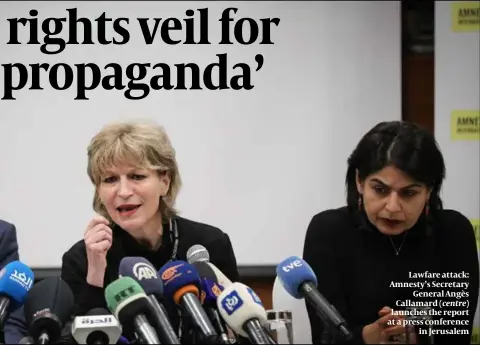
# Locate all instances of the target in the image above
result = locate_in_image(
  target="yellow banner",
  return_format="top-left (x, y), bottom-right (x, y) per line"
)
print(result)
top-left (472, 219), bottom-right (480, 249)
top-left (452, 2), bottom-right (480, 32)
top-left (451, 110), bottom-right (480, 141)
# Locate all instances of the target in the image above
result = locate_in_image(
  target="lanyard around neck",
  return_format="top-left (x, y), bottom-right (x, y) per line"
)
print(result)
top-left (168, 218), bottom-right (179, 261)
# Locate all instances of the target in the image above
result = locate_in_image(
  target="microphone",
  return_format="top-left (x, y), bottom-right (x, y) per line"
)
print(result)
top-left (18, 336), bottom-right (35, 344)
top-left (117, 336), bottom-right (130, 344)
top-left (186, 245), bottom-right (233, 288)
top-left (104, 277), bottom-right (160, 345)
top-left (192, 261), bottom-right (230, 344)
top-left (217, 282), bottom-right (271, 344)
top-left (186, 244), bottom-right (210, 263)
top-left (24, 277), bottom-right (74, 344)
top-left (159, 260), bottom-right (218, 344)
top-left (0, 260), bottom-right (34, 327)
top-left (71, 308), bottom-right (122, 344)
top-left (276, 256), bottom-right (352, 341)
top-left (119, 257), bottom-right (180, 344)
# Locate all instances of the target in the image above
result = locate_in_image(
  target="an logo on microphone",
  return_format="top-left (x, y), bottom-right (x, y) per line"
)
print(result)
top-left (220, 291), bottom-right (243, 316)
top-left (9, 270), bottom-right (33, 290)
top-left (282, 259), bottom-right (303, 273)
top-left (133, 262), bottom-right (157, 280)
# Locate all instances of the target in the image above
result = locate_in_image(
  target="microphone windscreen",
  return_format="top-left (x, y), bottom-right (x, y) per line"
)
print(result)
top-left (186, 244), bottom-right (210, 264)
top-left (200, 279), bottom-right (224, 306)
top-left (158, 260), bottom-right (201, 303)
top-left (85, 307), bottom-right (111, 316)
top-left (104, 277), bottom-right (149, 327)
top-left (24, 277), bottom-right (74, 338)
top-left (192, 261), bottom-right (216, 281)
top-left (216, 282), bottom-right (266, 337)
top-left (193, 262), bottom-right (223, 305)
top-left (206, 263), bottom-right (233, 288)
top-left (18, 336), bottom-right (35, 344)
top-left (24, 277), bottom-right (74, 325)
top-left (118, 335), bottom-right (130, 344)
top-left (276, 256), bottom-right (318, 299)
top-left (119, 257), bottom-right (164, 297)
top-left (0, 260), bottom-right (34, 307)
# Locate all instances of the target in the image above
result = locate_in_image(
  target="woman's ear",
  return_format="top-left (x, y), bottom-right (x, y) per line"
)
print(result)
top-left (355, 169), bottom-right (364, 195)
top-left (160, 172), bottom-right (171, 196)
top-left (426, 188), bottom-right (432, 202)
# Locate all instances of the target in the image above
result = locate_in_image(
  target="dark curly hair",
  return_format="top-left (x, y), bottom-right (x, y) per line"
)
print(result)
top-left (345, 121), bottom-right (446, 217)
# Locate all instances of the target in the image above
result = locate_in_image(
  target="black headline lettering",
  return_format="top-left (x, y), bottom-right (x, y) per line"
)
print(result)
top-left (2, 7), bottom-right (280, 100)
top-left (2, 54), bottom-right (265, 100)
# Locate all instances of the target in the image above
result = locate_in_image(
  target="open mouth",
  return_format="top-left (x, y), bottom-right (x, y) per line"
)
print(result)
top-left (381, 218), bottom-right (403, 227)
top-left (117, 204), bottom-right (141, 215)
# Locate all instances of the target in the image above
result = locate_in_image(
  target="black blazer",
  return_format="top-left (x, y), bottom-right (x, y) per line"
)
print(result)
top-left (0, 219), bottom-right (21, 344)
top-left (303, 206), bottom-right (479, 345)
top-left (3, 216), bottom-right (241, 344)
top-left (61, 215), bottom-right (240, 342)
top-left (0, 219), bottom-right (20, 269)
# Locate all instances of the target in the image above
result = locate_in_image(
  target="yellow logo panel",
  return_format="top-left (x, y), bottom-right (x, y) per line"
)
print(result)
top-left (472, 219), bottom-right (480, 250)
top-left (452, 2), bottom-right (480, 32)
top-left (451, 110), bottom-right (480, 141)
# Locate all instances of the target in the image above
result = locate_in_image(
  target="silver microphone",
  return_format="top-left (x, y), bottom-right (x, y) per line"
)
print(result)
top-left (186, 244), bottom-right (210, 264)
top-left (187, 244), bottom-right (232, 288)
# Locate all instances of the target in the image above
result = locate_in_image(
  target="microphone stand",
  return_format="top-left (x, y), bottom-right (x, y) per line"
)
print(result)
top-left (0, 298), bottom-right (10, 326)
top-left (320, 322), bottom-right (338, 344)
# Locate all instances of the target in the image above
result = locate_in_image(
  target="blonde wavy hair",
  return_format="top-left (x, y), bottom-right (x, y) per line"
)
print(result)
top-left (87, 120), bottom-right (182, 222)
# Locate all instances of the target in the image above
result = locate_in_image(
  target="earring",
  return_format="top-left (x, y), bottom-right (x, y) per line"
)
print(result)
top-left (425, 203), bottom-right (430, 216)
top-left (358, 195), bottom-right (362, 210)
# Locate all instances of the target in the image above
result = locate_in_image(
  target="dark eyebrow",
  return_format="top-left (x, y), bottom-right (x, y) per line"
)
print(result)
top-left (370, 178), bottom-right (422, 189)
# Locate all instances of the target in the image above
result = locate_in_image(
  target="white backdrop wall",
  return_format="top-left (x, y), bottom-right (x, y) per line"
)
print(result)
top-left (435, 1), bottom-right (480, 343)
top-left (0, 1), bottom-right (401, 268)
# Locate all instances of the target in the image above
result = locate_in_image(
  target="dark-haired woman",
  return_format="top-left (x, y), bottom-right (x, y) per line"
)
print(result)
top-left (303, 121), bottom-right (479, 344)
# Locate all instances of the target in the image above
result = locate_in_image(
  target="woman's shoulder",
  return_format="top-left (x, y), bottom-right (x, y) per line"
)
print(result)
top-left (174, 216), bottom-right (228, 243)
top-left (306, 206), bottom-right (358, 239)
top-left (435, 209), bottom-right (475, 239)
top-left (62, 239), bottom-right (87, 262)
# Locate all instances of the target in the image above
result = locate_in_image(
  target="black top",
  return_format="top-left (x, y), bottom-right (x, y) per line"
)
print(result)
top-left (60, 215), bottom-right (240, 342)
top-left (303, 206), bottom-right (479, 345)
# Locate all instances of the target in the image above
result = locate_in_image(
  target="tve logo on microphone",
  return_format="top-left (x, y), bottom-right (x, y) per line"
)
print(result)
top-left (282, 259), bottom-right (303, 273)
top-left (133, 262), bottom-right (157, 280)
top-left (220, 291), bottom-right (243, 316)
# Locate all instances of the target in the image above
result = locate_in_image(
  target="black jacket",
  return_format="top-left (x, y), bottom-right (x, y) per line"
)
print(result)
top-left (5, 216), bottom-right (241, 344)
top-left (62, 215), bottom-right (240, 343)
top-left (0, 219), bottom-right (20, 344)
top-left (303, 206), bottom-right (479, 345)
top-left (62, 216), bottom-right (239, 314)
